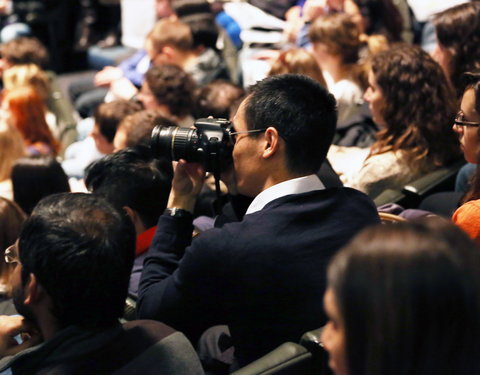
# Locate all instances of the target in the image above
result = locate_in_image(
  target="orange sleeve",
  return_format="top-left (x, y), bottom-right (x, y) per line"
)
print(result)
top-left (452, 200), bottom-right (480, 243)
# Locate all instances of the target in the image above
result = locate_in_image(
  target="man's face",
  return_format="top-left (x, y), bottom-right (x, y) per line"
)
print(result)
top-left (138, 81), bottom-right (159, 110)
top-left (11, 242), bottom-right (36, 324)
top-left (90, 124), bottom-right (114, 155)
top-left (231, 99), bottom-right (264, 197)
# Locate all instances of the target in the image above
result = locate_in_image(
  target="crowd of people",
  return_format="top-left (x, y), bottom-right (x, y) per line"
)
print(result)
top-left (0, 0), bottom-right (479, 374)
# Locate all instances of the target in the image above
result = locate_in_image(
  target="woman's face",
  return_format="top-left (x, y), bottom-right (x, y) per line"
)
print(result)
top-left (364, 70), bottom-right (386, 127)
top-left (431, 42), bottom-right (451, 80)
top-left (321, 288), bottom-right (348, 375)
top-left (453, 88), bottom-right (480, 164)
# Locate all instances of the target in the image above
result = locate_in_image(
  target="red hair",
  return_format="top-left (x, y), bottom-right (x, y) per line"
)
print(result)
top-left (3, 86), bottom-right (59, 155)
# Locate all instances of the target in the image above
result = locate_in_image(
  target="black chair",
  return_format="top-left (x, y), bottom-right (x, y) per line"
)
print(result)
top-left (299, 328), bottom-right (332, 375)
top-left (230, 342), bottom-right (313, 375)
top-left (401, 160), bottom-right (464, 207)
top-left (374, 160), bottom-right (464, 209)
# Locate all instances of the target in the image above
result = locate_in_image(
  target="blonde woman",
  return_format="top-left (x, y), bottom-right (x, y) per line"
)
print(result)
top-left (0, 121), bottom-right (26, 200)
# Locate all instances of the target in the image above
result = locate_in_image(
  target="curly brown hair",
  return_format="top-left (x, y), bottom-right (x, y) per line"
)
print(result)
top-left (370, 44), bottom-right (459, 170)
top-left (145, 64), bottom-right (195, 118)
top-left (433, 2), bottom-right (480, 99)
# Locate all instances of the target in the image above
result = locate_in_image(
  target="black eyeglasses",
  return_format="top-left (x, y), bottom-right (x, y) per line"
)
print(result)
top-left (454, 111), bottom-right (480, 127)
top-left (229, 128), bottom-right (267, 144)
top-left (4, 242), bottom-right (19, 265)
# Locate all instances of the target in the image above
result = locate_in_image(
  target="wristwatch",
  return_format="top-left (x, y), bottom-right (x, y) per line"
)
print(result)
top-left (164, 207), bottom-right (193, 219)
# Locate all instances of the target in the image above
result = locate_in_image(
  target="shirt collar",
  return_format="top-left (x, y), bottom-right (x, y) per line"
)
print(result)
top-left (246, 174), bottom-right (325, 215)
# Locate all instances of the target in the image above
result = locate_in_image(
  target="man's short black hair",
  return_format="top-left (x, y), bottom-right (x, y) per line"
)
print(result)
top-left (244, 74), bottom-right (337, 174)
top-left (19, 193), bottom-right (136, 329)
top-left (85, 146), bottom-right (173, 229)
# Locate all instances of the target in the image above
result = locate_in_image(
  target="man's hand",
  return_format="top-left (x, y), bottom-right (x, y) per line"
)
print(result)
top-left (94, 66), bottom-right (124, 87)
top-left (220, 164), bottom-right (238, 196)
top-left (167, 160), bottom-right (206, 213)
top-left (0, 316), bottom-right (42, 358)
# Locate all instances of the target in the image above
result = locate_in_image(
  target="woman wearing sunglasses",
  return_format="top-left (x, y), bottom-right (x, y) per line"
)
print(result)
top-left (452, 70), bottom-right (480, 242)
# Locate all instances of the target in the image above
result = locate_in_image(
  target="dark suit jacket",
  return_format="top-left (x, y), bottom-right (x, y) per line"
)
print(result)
top-left (137, 187), bottom-right (379, 365)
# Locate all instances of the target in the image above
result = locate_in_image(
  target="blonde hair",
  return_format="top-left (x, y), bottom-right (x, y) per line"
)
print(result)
top-left (0, 121), bottom-right (26, 181)
top-left (268, 48), bottom-right (327, 87)
top-left (3, 63), bottom-right (50, 101)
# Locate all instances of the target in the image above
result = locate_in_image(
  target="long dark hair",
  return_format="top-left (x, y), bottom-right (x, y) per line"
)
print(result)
top-left (12, 156), bottom-right (70, 215)
top-left (433, 2), bottom-right (480, 99)
top-left (369, 44), bottom-right (459, 170)
top-left (327, 221), bottom-right (480, 375)
top-left (460, 70), bottom-right (480, 204)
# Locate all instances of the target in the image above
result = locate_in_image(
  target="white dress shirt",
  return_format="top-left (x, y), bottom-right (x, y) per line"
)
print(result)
top-left (246, 174), bottom-right (325, 215)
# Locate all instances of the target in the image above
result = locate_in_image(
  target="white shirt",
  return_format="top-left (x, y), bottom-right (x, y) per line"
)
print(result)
top-left (246, 174), bottom-right (325, 215)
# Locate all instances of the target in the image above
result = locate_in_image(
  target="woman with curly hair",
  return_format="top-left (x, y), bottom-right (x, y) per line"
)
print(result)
top-left (433, 2), bottom-right (480, 100)
top-left (2, 86), bottom-right (60, 156)
top-left (328, 44), bottom-right (460, 198)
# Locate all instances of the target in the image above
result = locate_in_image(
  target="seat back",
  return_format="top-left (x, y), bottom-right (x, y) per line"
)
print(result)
top-left (47, 71), bottom-right (78, 156)
top-left (299, 328), bottom-right (332, 375)
top-left (231, 342), bottom-right (312, 375)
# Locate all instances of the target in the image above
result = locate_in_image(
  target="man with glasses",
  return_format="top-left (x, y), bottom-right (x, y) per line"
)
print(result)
top-left (138, 74), bottom-right (380, 369)
top-left (0, 193), bottom-right (203, 374)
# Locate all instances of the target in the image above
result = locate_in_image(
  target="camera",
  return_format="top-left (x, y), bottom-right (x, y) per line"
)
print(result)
top-left (151, 118), bottom-right (233, 174)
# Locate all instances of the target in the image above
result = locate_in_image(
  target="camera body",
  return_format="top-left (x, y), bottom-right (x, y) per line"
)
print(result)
top-left (151, 117), bottom-right (233, 174)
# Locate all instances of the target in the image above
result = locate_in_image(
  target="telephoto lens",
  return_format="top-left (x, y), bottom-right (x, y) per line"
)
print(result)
top-left (151, 118), bottom-right (233, 173)
top-left (151, 126), bottom-right (201, 162)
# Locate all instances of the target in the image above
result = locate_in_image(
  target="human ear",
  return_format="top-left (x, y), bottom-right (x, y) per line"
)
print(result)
top-left (262, 127), bottom-right (280, 159)
top-left (24, 273), bottom-right (44, 305)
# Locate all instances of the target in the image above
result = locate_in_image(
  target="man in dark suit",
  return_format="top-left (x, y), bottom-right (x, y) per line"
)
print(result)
top-left (137, 74), bottom-right (380, 367)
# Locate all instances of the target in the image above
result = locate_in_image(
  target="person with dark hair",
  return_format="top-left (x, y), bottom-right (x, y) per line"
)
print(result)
top-left (11, 156), bottom-right (70, 215)
top-left (114, 109), bottom-right (177, 151)
top-left (322, 220), bottom-right (480, 375)
top-left (193, 79), bottom-right (244, 119)
top-left (137, 64), bottom-right (195, 127)
top-left (62, 99), bottom-right (142, 179)
top-left (433, 2), bottom-right (480, 100)
top-left (85, 146), bottom-right (173, 296)
top-left (0, 197), bottom-right (25, 300)
top-left (137, 74), bottom-right (379, 368)
top-left (0, 36), bottom-right (49, 74)
top-left (452, 70), bottom-right (480, 243)
top-left (329, 44), bottom-right (460, 198)
top-left (0, 193), bottom-right (203, 373)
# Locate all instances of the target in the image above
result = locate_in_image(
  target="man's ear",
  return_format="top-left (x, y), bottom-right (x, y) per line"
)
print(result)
top-left (123, 206), bottom-right (137, 223)
top-left (262, 127), bottom-right (280, 159)
top-left (24, 273), bottom-right (45, 305)
top-left (161, 45), bottom-right (175, 61)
